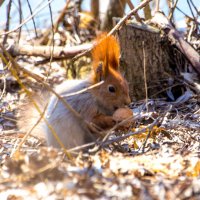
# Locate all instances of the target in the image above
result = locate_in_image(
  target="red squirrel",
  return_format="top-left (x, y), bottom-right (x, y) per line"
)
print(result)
top-left (18, 35), bottom-right (131, 148)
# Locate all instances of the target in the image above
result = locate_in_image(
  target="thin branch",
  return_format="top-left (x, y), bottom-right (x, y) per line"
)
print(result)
top-left (0, 48), bottom-right (73, 160)
top-left (187, 0), bottom-right (196, 21)
top-left (38, 0), bottom-right (71, 44)
top-left (54, 0), bottom-right (71, 32)
top-left (126, 0), bottom-right (143, 22)
top-left (103, 115), bottom-right (160, 146)
top-left (3, 0), bottom-right (12, 45)
top-left (68, 116), bottom-right (160, 153)
top-left (0, 0), bottom-right (55, 36)
top-left (46, 81), bottom-right (104, 118)
top-left (141, 129), bottom-right (151, 152)
top-left (46, 0), bottom-right (55, 80)
top-left (70, 104), bottom-right (174, 153)
top-left (108, 0), bottom-right (152, 36)
top-left (0, 0), bottom-right (6, 6)
top-left (26, 0), bottom-right (38, 38)
top-left (176, 6), bottom-right (200, 26)
top-left (142, 41), bottom-right (148, 112)
top-left (187, 0), bottom-right (200, 33)
top-left (0, 71), bottom-right (6, 100)
top-left (189, 0), bottom-right (200, 16)
top-left (72, 0), bottom-right (152, 62)
top-left (0, 44), bottom-right (102, 152)
top-left (168, 0), bottom-right (179, 21)
top-left (17, 0), bottom-right (22, 43)
top-left (155, 0), bottom-right (160, 12)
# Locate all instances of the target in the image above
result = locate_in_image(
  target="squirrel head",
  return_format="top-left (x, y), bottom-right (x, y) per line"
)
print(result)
top-left (91, 34), bottom-right (131, 115)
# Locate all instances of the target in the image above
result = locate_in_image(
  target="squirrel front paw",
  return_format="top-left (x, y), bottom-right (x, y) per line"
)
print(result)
top-left (91, 114), bottom-right (116, 130)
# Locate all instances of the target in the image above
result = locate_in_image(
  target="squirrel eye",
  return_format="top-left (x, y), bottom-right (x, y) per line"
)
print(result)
top-left (108, 85), bottom-right (116, 93)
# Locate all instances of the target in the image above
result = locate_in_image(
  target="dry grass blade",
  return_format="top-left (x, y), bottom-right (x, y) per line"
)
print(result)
top-left (0, 44), bottom-right (73, 160)
top-left (1, 0), bottom-right (200, 199)
top-left (0, 43), bottom-right (104, 158)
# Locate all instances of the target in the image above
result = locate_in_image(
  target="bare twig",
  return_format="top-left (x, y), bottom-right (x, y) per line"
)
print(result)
top-left (72, 0), bottom-right (152, 62)
top-left (187, 0), bottom-right (196, 21)
top-left (168, 0), bottom-right (179, 21)
top-left (126, 0), bottom-right (143, 22)
top-left (0, 46), bottom-right (73, 159)
top-left (46, 0), bottom-right (55, 80)
top-left (55, 0), bottom-right (71, 32)
top-left (143, 0), bottom-right (152, 20)
top-left (68, 141), bottom-right (96, 152)
top-left (108, 0), bottom-right (152, 36)
top-left (26, 0), bottom-right (38, 38)
top-left (0, 0), bottom-right (6, 6)
top-left (38, 0), bottom-right (71, 45)
top-left (68, 114), bottom-right (139, 153)
top-left (17, 0), bottom-right (22, 43)
top-left (154, 0), bottom-right (160, 12)
top-left (103, 117), bottom-right (160, 147)
top-left (176, 6), bottom-right (200, 26)
top-left (190, 0), bottom-right (200, 15)
top-left (47, 81), bottom-right (104, 118)
top-left (62, 81), bottom-right (104, 98)
top-left (0, 44), bottom-right (102, 155)
top-left (3, 0), bottom-right (12, 45)
top-left (141, 129), bottom-right (151, 152)
top-left (0, 0), bottom-right (55, 36)
top-left (0, 72), bottom-right (6, 100)
top-left (103, 104), bottom-right (173, 147)
top-left (69, 103), bottom-right (173, 152)
top-left (187, 0), bottom-right (200, 33)
top-left (142, 41), bottom-right (148, 112)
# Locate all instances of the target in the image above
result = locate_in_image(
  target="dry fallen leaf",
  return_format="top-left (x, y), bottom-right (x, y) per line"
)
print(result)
top-left (186, 159), bottom-right (200, 177)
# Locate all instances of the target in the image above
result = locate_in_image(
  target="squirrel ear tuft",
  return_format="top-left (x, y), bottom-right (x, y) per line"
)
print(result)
top-left (106, 36), bottom-right (120, 71)
top-left (92, 34), bottom-right (120, 79)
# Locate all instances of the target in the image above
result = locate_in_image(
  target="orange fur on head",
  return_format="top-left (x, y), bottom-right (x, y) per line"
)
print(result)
top-left (92, 34), bottom-right (120, 82)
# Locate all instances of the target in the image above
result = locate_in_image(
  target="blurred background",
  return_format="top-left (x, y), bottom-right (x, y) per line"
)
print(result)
top-left (1, 0), bottom-right (200, 32)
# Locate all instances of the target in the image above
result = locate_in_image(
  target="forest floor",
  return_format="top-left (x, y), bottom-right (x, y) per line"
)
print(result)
top-left (1, 58), bottom-right (200, 200)
top-left (1, 26), bottom-right (200, 200)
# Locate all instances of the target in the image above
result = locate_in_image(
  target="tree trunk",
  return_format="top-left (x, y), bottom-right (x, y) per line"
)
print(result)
top-left (101, 0), bottom-right (126, 31)
top-left (91, 0), bottom-right (99, 20)
top-left (91, 0), bottom-right (100, 29)
top-left (117, 22), bottom-right (175, 100)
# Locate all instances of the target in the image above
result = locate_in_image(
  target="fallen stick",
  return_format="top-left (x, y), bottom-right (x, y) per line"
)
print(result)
top-left (7, 43), bottom-right (93, 59)
top-left (151, 11), bottom-right (200, 75)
